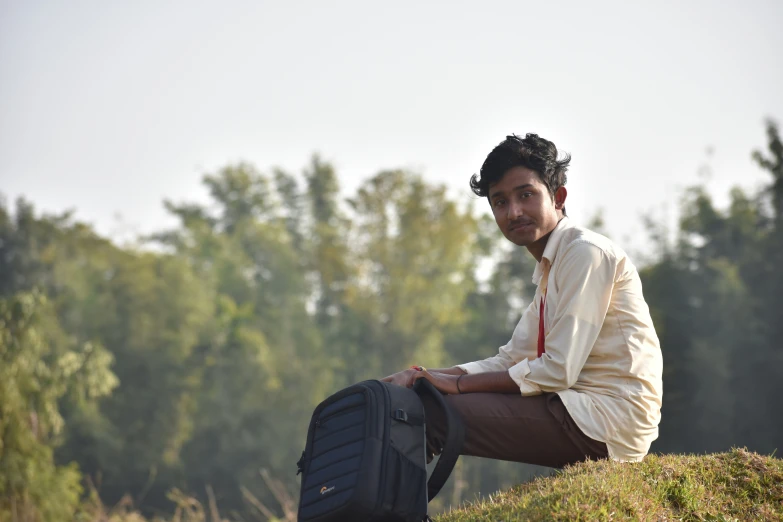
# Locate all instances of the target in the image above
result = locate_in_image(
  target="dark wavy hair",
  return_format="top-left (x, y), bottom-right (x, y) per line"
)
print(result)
top-left (470, 133), bottom-right (570, 213)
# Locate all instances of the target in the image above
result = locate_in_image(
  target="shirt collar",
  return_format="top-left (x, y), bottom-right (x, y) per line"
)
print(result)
top-left (532, 216), bottom-right (571, 286)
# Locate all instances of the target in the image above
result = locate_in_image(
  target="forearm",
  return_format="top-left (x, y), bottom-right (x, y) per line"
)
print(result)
top-left (426, 366), bottom-right (467, 376)
top-left (458, 370), bottom-right (520, 394)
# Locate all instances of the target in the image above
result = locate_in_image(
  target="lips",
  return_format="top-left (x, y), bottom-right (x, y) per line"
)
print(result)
top-left (509, 222), bottom-right (534, 232)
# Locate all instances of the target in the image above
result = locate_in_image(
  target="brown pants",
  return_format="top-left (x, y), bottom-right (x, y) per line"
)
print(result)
top-left (422, 392), bottom-right (608, 469)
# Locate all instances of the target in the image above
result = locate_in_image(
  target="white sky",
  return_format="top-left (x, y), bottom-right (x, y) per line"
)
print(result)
top-left (1, 0), bottom-right (782, 258)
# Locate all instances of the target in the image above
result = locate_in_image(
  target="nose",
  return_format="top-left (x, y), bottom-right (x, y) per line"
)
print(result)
top-left (507, 198), bottom-right (525, 221)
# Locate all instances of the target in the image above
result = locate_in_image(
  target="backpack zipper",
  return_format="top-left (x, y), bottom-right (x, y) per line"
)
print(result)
top-left (373, 381), bottom-right (391, 516)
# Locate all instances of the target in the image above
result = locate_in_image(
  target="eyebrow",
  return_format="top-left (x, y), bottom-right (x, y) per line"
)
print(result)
top-left (490, 183), bottom-right (534, 201)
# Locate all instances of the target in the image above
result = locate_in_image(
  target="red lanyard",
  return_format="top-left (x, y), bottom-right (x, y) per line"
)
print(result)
top-left (537, 294), bottom-right (546, 358)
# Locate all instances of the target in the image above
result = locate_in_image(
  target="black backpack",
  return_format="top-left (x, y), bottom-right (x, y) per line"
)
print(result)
top-left (296, 379), bottom-right (465, 522)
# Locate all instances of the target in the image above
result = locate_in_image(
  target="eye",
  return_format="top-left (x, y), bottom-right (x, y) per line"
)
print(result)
top-left (493, 199), bottom-right (506, 208)
top-left (521, 192), bottom-right (533, 199)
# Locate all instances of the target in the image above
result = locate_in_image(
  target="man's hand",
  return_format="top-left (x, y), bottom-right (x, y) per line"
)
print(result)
top-left (381, 368), bottom-right (461, 394)
top-left (380, 368), bottom-right (419, 388)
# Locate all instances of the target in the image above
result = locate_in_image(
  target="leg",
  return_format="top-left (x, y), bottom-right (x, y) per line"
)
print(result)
top-left (422, 391), bottom-right (608, 469)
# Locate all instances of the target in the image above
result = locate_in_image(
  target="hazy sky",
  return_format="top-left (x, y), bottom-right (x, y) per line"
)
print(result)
top-left (2, 0), bottom-right (782, 256)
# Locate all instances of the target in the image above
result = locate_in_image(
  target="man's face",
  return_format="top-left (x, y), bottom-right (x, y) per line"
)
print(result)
top-left (488, 166), bottom-right (564, 249)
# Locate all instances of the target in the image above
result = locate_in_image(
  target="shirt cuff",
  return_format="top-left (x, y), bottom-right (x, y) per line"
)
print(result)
top-left (508, 358), bottom-right (542, 395)
top-left (456, 361), bottom-right (489, 375)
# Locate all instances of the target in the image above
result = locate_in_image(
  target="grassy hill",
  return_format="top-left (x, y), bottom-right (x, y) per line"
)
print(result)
top-left (435, 448), bottom-right (782, 521)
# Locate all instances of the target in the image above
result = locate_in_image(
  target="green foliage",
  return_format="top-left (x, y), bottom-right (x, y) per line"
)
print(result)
top-left (0, 291), bottom-right (116, 521)
top-left (347, 170), bottom-right (482, 373)
top-left (645, 119), bottom-right (783, 455)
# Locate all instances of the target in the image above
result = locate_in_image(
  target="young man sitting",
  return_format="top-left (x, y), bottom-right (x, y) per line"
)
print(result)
top-left (382, 133), bottom-right (663, 466)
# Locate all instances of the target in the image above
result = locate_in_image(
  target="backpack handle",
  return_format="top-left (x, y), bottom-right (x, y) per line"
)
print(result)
top-left (413, 378), bottom-right (466, 502)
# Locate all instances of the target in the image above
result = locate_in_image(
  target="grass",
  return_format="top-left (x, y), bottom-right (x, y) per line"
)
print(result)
top-left (435, 448), bottom-right (783, 521)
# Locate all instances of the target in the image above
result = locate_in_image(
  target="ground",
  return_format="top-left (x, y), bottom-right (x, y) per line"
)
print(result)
top-left (435, 448), bottom-right (783, 521)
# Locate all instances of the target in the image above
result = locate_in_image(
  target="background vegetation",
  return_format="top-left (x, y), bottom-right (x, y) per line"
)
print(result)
top-left (0, 120), bottom-right (780, 521)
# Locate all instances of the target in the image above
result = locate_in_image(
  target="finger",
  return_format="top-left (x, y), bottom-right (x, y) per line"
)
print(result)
top-left (406, 371), bottom-right (422, 388)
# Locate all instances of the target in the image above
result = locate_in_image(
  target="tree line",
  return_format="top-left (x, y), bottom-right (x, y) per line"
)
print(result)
top-left (0, 121), bottom-right (780, 521)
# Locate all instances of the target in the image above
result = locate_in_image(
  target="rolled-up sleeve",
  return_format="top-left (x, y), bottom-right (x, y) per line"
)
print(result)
top-left (508, 241), bottom-right (615, 395)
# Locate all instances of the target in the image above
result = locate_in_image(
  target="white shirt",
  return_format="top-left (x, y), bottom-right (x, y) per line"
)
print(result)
top-left (458, 217), bottom-right (663, 462)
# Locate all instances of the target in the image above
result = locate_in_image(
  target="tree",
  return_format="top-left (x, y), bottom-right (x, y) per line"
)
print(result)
top-left (346, 170), bottom-right (482, 375)
top-left (0, 291), bottom-right (117, 521)
top-left (158, 163), bottom-right (326, 515)
top-left (646, 119), bottom-right (783, 455)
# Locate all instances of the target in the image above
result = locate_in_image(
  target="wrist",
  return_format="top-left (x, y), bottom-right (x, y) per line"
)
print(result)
top-left (456, 373), bottom-right (464, 394)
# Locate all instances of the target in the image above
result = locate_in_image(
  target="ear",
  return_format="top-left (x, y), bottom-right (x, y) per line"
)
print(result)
top-left (554, 186), bottom-right (567, 211)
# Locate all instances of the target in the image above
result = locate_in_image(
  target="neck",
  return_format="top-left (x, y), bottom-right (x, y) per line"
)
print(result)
top-left (527, 214), bottom-right (564, 263)
top-left (526, 232), bottom-right (550, 263)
